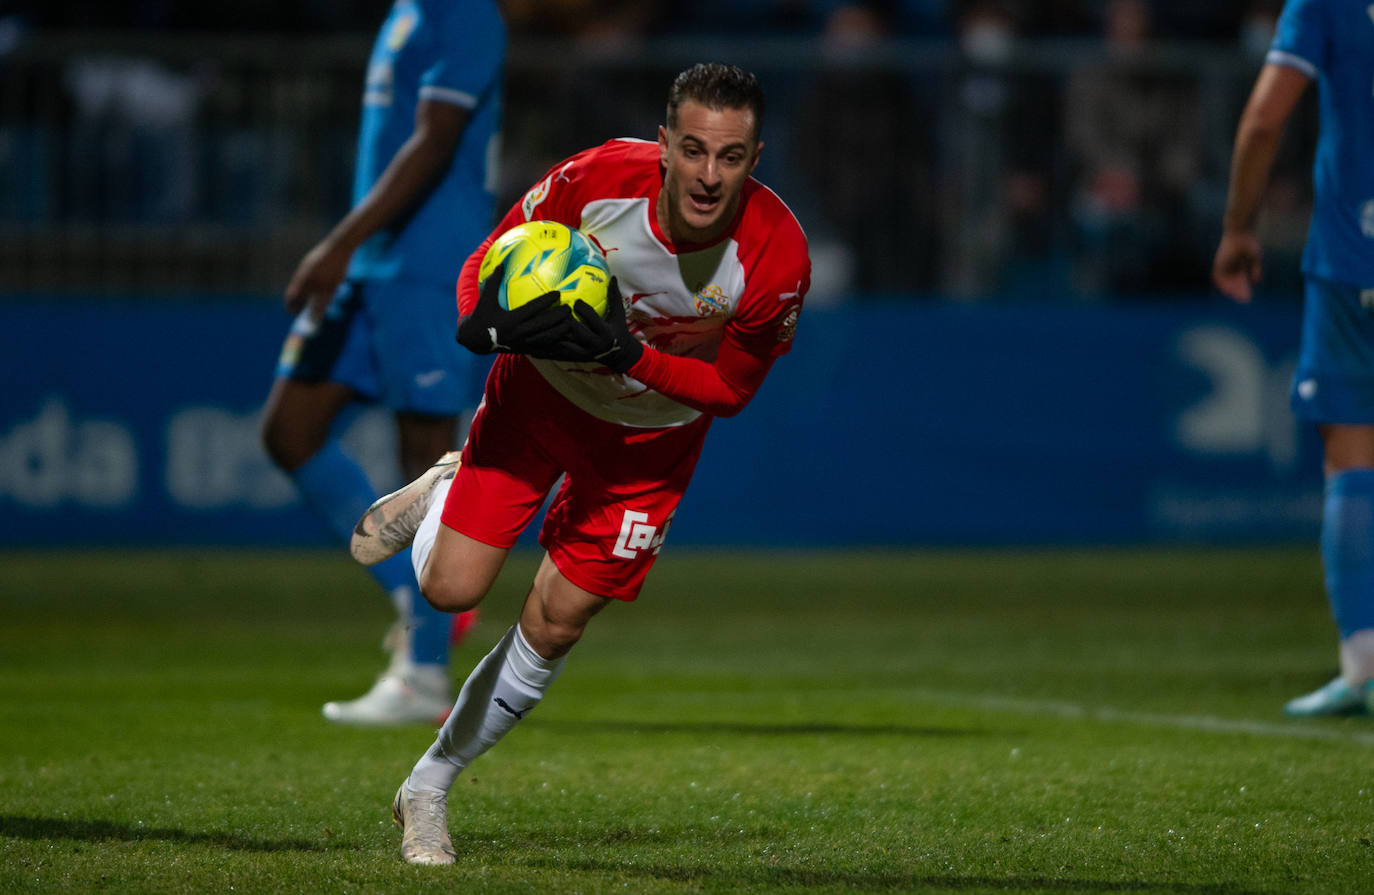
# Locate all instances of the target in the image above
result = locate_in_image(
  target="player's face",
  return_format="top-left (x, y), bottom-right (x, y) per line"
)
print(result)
top-left (657, 100), bottom-right (762, 244)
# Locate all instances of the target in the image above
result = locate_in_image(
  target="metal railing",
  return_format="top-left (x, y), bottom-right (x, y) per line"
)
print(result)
top-left (0, 32), bottom-right (1307, 300)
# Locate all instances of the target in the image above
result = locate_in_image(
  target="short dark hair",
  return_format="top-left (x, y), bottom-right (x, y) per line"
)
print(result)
top-left (665, 63), bottom-right (765, 143)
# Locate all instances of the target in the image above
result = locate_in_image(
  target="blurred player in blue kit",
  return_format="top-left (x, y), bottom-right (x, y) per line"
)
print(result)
top-left (1212, 0), bottom-right (1374, 716)
top-left (260, 0), bottom-right (503, 725)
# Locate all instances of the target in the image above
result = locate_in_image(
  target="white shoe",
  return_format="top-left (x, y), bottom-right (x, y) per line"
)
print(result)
top-left (351, 451), bottom-right (461, 566)
top-left (1282, 676), bottom-right (1370, 717)
top-left (393, 783), bottom-right (456, 865)
top-left (322, 665), bottom-right (453, 726)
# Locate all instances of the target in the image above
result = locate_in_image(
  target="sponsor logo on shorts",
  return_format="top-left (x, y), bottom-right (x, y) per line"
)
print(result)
top-left (613, 509), bottom-right (674, 559)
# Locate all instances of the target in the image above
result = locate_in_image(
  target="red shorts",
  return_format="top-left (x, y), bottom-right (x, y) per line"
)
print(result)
top-left (440, 354), bottom-right (712, 601)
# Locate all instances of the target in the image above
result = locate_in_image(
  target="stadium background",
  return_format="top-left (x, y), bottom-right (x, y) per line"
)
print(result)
top-left (0, 0), bottom-right (1324, 549)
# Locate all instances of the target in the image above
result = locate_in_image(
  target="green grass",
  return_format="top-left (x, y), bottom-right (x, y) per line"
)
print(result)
top-left (2, 547), bottom-right (1372, 893)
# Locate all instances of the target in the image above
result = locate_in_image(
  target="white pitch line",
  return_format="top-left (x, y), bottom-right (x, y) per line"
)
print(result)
top-left (898, 688), bottom-right (1374, 746)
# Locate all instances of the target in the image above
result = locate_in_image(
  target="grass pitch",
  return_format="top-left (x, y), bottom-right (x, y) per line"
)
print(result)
top-left (1, 547), bottom-right (1372, 894)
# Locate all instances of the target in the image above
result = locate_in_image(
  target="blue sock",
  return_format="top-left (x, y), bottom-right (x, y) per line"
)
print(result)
top-left (290, 440), bottom-right (450, 667)
top-left (1320, 468), bottom-right (1374, 638)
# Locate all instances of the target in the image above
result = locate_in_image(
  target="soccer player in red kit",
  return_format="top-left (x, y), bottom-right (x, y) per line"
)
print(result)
top-left (349, 63), bottom-right (810, 865)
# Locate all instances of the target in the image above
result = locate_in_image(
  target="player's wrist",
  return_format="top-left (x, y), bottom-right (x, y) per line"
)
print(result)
top-left (604, 338), bottom-right (644, 374)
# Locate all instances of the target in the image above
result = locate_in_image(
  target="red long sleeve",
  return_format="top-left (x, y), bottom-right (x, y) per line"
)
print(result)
top-left (624, 332), bottom-right (774, 418)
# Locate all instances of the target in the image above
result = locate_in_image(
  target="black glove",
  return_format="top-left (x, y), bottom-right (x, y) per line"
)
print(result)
top-left (456, 261), bottom-right (578, 357)
top-left (566, 277), bottom-right (644, 373)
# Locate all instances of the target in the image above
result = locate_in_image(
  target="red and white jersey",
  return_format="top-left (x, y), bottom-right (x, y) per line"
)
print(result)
top-left (459, 138), bottom-right (811, 428)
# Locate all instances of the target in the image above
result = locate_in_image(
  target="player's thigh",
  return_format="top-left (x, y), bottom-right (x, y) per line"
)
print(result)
top-left (1320, 424), bottom-right (1374, 475)
top-left (439, 357), bottom-right (566, 548)
top-left (419, 524), bottom-right (509, 613)
top-left (519, 553), bottom-right (613, 660)
top-left (540, 417), bottom-right (710, 602)
top-left (260, 377), bottom-right (355, 470)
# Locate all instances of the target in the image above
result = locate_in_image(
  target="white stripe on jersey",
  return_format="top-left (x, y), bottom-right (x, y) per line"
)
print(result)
top-left (1265, 49), bottom-right (1318, 79)
top-left (419, 84), bottom-right (479, 109)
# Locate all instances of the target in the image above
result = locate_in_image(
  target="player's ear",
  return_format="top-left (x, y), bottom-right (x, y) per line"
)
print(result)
top-left (749, 140), bottom-right (764, 175)
top-left (657, 125), bottom-right (669, 164)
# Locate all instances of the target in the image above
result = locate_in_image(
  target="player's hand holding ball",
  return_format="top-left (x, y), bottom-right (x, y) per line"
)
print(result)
top-left (459, 220), bottom-right (615, 358)
top-left (570, 277), bottom-right (643, 373)
top-left (456, 259), bottom-right (576, 357)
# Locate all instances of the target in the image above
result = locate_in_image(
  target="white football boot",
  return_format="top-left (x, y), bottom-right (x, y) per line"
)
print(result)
top-left (350, 451), bottom-right (461, 566)
top-left (1282, 676), bottom-right (1370, 717)
top-left (322, 660), bottom-right (452, 726)
top-left (393, 783), bottom-right (456, 865)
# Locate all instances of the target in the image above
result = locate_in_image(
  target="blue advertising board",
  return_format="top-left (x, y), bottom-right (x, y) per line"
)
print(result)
top-left (0, 297), bottom-right (1322, 548)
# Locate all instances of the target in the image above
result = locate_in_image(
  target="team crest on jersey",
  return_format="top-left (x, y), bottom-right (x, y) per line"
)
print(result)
top-left (693, 284), bottom-right (729, 317)
top-left (386, 7), bottom-right (419, 50)
top-left (522, 175), bottom-right (551, 219)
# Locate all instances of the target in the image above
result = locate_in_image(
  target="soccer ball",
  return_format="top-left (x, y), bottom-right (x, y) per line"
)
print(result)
top-left (478, 220), bottom-right (611, 317)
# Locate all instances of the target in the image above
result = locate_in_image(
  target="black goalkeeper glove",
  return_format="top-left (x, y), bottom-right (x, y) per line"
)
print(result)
top-left (567, 277), bottom-right (644, 373)
top-left (456, 261), bottom-right (578, 357)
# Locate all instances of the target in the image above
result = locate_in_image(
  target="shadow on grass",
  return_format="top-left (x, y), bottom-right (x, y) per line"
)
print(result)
top-left (552, 859), bottom-right (1257, 894)
top-left (0, 815), bottom-right (332, 853)
top-left (543, 719), bottom-right (990, 738)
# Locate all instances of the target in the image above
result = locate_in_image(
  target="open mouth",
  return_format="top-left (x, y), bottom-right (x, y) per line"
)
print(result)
top-left (688, 191), bottom-right (720, 214)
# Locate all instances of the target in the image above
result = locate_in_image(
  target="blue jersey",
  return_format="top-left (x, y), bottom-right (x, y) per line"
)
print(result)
top-left (1269, 0), bottom-right (1374, 285)
top-left (348, 0), bottom-right (505, 286)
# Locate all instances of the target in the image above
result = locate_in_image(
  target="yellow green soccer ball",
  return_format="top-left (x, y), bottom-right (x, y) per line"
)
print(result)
top-left (478, 220), bottom-right (611, 317)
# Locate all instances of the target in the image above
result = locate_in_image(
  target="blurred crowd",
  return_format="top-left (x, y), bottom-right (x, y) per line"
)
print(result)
top-left (3, 0), bottom-right (1269, 41)
top-left (1, 0), bottom-right (1313, 301)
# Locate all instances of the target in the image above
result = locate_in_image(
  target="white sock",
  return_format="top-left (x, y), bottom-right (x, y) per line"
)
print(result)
top-left (1339, 629), bottom-right (1374, 686)
top-left (410, 475), bottom-right (453, 581)
top-left (405, 624), bottom-right (565, 794)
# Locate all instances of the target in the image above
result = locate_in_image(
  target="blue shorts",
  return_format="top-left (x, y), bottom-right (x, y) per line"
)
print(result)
top-left (275, 277), bottom-right (486, 416)
top-left (1292, 276), bottom-right (1374, 424)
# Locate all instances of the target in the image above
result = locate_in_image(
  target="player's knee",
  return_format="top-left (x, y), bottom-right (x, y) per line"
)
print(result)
top-left (418, 564), bottom-right (486, 614)
top-left (529, 616), bottom-right (585, 657)
top-left (260, 416), bottom-right (312, 472)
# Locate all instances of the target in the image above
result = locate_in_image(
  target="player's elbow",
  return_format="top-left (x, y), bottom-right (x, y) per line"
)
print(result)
top-left (703, 392), bottom-right (753, 418)
top-left (1237, 104), bottom-right (1289, 145)
top-left (700, 372), bottom-right (761, 418)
